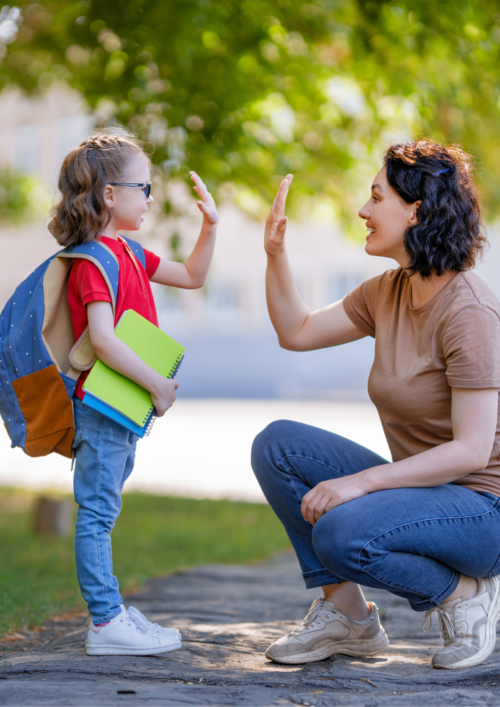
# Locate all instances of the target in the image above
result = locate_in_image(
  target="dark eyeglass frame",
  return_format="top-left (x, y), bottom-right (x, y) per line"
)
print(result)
top-left (108, 182), bottom-right (152, 198)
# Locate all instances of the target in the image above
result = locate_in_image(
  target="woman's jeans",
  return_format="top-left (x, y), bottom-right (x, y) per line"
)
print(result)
top-left (251, 420), bottom-right (500, 612)
top-left (72, 398), bottom-right (138, 624)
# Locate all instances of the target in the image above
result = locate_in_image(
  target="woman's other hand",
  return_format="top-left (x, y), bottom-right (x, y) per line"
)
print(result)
top-left (265, 174), bottom-right (293, 256)
top-left (301, 474), bottom-right (370, 525)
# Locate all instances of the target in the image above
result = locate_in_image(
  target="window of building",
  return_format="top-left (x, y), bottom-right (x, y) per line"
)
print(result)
top-left (56, 115), bottom-right (94, 165)
top-left (16, 123), bottom-right (39, 174)
top-left (326, 274), bottom-right (363, 303)
top-left (206, 281), bottom-right (240, 312)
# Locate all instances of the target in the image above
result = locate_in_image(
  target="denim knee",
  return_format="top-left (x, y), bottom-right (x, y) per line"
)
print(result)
top-left (76, 503), bottom-right (117, 535)
top-left (251, 419), bottom-right (298, 479)
top-left (311, 508), bottom-right (358, 582)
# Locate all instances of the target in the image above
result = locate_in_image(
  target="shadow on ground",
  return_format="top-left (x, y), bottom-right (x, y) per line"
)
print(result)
top-left (1, 552), bottom-right (500, 706)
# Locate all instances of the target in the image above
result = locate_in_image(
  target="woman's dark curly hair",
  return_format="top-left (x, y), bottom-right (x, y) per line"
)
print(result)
top-left (384, 140), bottom-right (486, 278)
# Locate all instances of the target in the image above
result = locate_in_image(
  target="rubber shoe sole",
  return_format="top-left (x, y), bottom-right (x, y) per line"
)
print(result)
top-left (86, 639), bottom-right (182, 656)
top-left (433, 577), bottom-right (500, 670)
top-left (265, 628), bottom-right (389, 665)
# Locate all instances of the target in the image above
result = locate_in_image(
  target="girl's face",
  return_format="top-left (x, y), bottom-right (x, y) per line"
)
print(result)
top-left (104, 152), bottom-right (153, 232)
top-left (358, 166), bottom-right (420, 265)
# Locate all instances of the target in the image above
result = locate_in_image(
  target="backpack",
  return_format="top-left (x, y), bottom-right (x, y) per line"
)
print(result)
top-left (0, 236), bottom-right (146, 459)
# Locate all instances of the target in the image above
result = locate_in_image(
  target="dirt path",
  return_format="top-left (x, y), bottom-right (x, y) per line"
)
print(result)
top-left (1, 552), bottom-right (500, 706)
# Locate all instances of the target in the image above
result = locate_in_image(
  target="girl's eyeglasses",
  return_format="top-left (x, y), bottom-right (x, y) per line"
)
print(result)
top-left (108, 182), bottom-right (152, 198)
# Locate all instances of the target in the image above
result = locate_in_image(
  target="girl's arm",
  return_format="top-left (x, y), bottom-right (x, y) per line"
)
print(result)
top-left (87, 301), bottom-right (178, 417)
top-left (265, 175), bottom-right (365, 351)
top-left (151, 171), bottom-right (218, 289)
top-left (302, 387), bottom-right (499, 524)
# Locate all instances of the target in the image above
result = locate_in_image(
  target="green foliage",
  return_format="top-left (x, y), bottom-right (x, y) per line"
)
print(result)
top-left (0, 169), bottom-right (39, 223)
top-left (169, 232), bottom-right (184, 262)
top-left (3, 0), bottom-right (500, 230)
top-left (0, 488), bottom-right (290, 636)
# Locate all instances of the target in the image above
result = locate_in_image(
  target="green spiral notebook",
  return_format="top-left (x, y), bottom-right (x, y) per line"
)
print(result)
top-left (82, 309), bottom-right (185, 435)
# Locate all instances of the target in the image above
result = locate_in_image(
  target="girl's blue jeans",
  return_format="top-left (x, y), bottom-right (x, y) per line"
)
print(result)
top-left (251, 420), bottom-right (500, 611)
top-left (72, 398), bottom-right (138, 624)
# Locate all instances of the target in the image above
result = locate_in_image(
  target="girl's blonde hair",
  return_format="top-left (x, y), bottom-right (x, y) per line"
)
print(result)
top-left (49, 129), bottom-right (149, 246)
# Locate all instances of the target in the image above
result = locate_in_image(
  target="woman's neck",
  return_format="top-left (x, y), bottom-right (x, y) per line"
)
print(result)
top-left (409, 270), bottom-right (457, 309)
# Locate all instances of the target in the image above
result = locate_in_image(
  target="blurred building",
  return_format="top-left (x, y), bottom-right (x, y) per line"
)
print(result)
top-left (0, 83), bottom-right (93, 184)
top-left (1, 84), bottom-right (499, 400)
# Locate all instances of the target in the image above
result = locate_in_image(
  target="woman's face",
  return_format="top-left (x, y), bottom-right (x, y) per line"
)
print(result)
top-left (358, 166), bottom-right (420, 265)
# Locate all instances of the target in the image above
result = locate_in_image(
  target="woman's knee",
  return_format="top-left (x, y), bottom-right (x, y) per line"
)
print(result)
top-left (311, 507), bottom-right (362, 580)
top-left (251, 419), bottom-right (300, 476)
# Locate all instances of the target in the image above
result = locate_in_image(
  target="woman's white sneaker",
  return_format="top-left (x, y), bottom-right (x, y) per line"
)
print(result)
top-left (85, 605), bottom-right (182, 656)
top-left (423, 576), bottom-right (500, 669)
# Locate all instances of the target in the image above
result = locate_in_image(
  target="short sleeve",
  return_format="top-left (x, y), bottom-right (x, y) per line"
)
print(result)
top-left (442, 305), bottom-right (500, 388)
top-left (73, 259), bottom-right (112, 307)
top-left (343, 273), bottom-right (386, 338)
top-left (144, 248), bottom-right (161, 280)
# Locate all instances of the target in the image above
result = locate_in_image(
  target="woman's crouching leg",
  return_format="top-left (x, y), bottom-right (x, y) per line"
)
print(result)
top-left (311, 489), bottom-right (462, 611)
top-left (251, 419), bottom-right (342, 588)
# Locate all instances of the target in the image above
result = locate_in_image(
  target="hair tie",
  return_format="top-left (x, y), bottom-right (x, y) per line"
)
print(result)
top-left (432, 167), bottom-right (450, 176)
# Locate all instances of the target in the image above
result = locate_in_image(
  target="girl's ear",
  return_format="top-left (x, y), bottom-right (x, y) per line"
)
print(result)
top-left (103, 184), bottom-right (115, 210)
top-left (408, 200), bottom-right (421, 225)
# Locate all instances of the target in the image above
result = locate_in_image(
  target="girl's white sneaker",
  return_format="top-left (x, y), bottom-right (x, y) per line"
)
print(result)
top-left (85, 605), bottom-right (182, 656)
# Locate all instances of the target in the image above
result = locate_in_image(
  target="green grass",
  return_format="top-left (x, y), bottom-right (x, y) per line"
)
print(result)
top-left (0, 488), bottom-right (290, 637)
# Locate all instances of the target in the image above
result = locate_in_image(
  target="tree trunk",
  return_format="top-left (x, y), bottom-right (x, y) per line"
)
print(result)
top-left (33, 496), bottom-right (73, 536)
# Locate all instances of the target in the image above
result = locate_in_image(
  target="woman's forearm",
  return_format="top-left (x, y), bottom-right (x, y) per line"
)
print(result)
top-left (266, 250), bottom-right (310, 348)
top-left (362, 439), bottom-right (490, 493)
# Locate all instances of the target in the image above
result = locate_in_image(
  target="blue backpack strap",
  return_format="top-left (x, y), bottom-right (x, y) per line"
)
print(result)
top-left (120, 235), bottom-right (146, 270)
top-left (57, 240), bottom-right (121, 372)
top-left (58, 240), bottom-right (120, 312)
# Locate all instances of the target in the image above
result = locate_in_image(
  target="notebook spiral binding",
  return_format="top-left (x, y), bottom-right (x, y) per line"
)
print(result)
top-left (169, 353), bottom-right (184, 379)
top-left (142, 404), bottom-right (154, 426)
top-left (143, 353), bottom-right (184, 436)
top-left (145, 415), bottom-right (156, 437)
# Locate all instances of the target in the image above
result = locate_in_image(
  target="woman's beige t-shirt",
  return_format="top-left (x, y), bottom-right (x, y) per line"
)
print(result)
top-left (343, 268), bottom-right (500, 496)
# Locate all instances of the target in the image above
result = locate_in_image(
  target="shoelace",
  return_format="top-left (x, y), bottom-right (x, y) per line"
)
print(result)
top-left (422, 606), bottom-right (455, 640)
top-left (127, 606), bottom-right (165, 634)
top-left (290, 599), bottom-right (335, 636)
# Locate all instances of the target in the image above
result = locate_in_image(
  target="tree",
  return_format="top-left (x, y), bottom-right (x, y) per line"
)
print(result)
top-left (2, 0), bottom-right (500, 232)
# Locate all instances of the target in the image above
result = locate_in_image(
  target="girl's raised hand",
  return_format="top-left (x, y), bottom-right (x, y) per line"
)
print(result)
top-left (265, 174), bottom-right (293, 256)
top-left (189, 171), bottom-right (219, 225)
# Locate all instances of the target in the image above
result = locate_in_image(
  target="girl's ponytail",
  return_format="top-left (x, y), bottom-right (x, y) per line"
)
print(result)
top-left (49, 129), bottom-right (148, 246)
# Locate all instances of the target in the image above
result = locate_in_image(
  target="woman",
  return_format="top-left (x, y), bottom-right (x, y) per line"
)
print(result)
top-left (251, 140), bottom-right (500, 671)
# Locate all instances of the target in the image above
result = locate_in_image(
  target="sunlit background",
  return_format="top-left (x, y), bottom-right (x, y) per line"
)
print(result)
top-left (2, 0), bottom-right (500, 501)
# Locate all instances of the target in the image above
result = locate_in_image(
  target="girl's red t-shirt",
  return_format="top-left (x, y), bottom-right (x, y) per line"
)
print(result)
top-left (67, 236), bottom-right (161, 400)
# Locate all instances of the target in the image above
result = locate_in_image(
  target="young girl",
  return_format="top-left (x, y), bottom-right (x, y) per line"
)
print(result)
top-left (49, 129), bottom-right (218, 656)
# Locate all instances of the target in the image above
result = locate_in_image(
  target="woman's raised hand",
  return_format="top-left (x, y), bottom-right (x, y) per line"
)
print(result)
top-left (264, 174), bottom-right (293, 256)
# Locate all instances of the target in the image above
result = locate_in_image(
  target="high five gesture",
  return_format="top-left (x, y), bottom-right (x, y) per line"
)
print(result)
top-left (264, 174), bottom-right (293, 256)
top-left (263, 173), bottom-right (363, 352)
